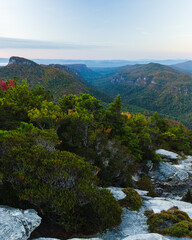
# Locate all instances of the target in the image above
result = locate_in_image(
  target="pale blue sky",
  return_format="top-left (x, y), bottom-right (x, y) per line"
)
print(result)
top-left (0, 0), bottom-right (192, 59)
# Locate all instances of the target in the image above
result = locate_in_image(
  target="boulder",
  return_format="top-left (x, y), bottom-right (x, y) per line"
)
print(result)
top-left (0, 205), bottom-right (41, 240)
top-left (155, 149), bottom-right (180, 161)
top-left (149, 160), bottom-right (192, 198)
top-left (107, 186), bottom-right (126, 200)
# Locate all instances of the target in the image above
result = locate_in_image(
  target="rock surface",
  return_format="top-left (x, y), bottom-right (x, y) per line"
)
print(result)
top-left (69, 239), bottom-right (101, 240)
top-left (33, 238), bottom-right (60, 240)
top-left (107, 187), bottom-right (126, 200)
top-left (123, 233), bottom-right (169, 240)
top-left (155, 149), bottom-right (179, 161)
top-left (8, 56), bottom-right (38, 67)
top-left (149, 156), bottom-right (192, 198)
top-left (0, 205), bottom-right (41, 240)
top-left (100, 187), bottom-right (192, 240)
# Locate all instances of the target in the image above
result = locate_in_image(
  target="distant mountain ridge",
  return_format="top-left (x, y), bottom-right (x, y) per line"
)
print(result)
top-left (171, 61), bottom-right (192, 74)
top-left (33, 59), bottom-right (190, 67)
top-left (0, 56), bottom-right (111, 102)
top-left (50, 63), bottom-right (101, 82)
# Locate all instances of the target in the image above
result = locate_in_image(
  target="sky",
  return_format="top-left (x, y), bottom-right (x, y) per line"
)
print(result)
top-left (1, 0), bottom-right (192, 60)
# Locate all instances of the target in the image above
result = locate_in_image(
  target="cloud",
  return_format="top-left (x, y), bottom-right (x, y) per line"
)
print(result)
top-left (0, 37), bottom-right (106, 49)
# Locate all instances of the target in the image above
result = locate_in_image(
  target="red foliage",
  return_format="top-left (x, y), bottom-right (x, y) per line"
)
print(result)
top-left (0, 79), bottom-right (15, 91)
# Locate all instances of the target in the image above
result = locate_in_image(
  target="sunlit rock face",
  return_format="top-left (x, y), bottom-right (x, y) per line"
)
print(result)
top-left (0, 206), bottom-right (41, 240)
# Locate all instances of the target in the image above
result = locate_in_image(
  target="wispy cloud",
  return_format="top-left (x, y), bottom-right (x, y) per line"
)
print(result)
top-left (0, 37), bottom-right (106, 49)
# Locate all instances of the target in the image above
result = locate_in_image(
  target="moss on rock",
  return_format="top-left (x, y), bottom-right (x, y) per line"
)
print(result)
top-left (147, 208), bottom-right (192, 237)
top-left (119, 187), bottom-right (142, 211)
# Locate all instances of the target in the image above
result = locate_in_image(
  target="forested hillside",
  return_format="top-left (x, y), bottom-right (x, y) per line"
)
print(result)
top-left (0, 56), bottom-right (111, 102)
top-left (87, 63), bottom-right (192, 127)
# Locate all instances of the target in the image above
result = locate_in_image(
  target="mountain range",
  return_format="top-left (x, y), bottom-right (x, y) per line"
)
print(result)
top-left (3, 56), bottom-right (192, 127)
top-left (171, 61), bottom-right (192, 74)
top-left (0, 56), bottom-right (111, 102)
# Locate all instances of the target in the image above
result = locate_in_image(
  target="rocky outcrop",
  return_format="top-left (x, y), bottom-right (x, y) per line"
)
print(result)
top-left (149, 155), bottom-right (192, 198)
top-left (155, 149), bottom-right (180, 161)
top-left (0, 205), bottom-right (41, 240)
top-left (8, 56), bottom-right (38, 67)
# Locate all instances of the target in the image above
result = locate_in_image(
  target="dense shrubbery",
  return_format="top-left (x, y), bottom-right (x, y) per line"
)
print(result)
top-left (119, 188), bottom-right (142, 211)
top-left (147, 208), bottom-right (192, 237)
top-left (0, 125), bottom-right (122, 232)
top-left (1, 79), bottom-right (192, 233)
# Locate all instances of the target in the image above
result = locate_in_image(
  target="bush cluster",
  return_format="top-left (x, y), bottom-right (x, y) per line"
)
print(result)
top-left (119, 188), bottom-right (142, 211)
top-left (147, 208), bottom-right (192, 237)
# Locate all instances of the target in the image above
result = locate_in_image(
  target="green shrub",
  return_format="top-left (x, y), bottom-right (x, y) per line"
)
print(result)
top-left (144, 209), bottom-right (154, 217)
top-left (182, 189), bottom-right (192, 203)
top-left (163, 220), bottom-right (192, 237)
top-left (147, 208), bottom-right (192, 237)
top-left (119, 187), bottom-right (142, 211)
top-left (0, 129), bottom-right (122, 233)
top-left (137, 175), bottom-right (159, 197)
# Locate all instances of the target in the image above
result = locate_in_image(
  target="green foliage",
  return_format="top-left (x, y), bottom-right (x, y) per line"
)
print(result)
top-left (137, 175), bottom-right (159, 197)
top-left (59, 94), bottom-right (78, 112)
top-left (30, 85), bottom-right (53, 102)
top-left (119, 187), bottom-right (142, 211)
top-left (0, 127), bottom-right (122, 232)
top-left (0, 79), bottom-right (53, 130)
top-left (147, 208), bottom-right (192, 237)
top-left (2, 81), bottom-right (192, 234)
top-left (105, 94), bottom-right (125, 136)
top-left (149, 112), bottom-right (192, 155)
top-left (96, 139), bottom-right (136, 187)
top-left (28, 100), bottom-right (64, 130)
top-left (182, 189), bottom-right (192, 203)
